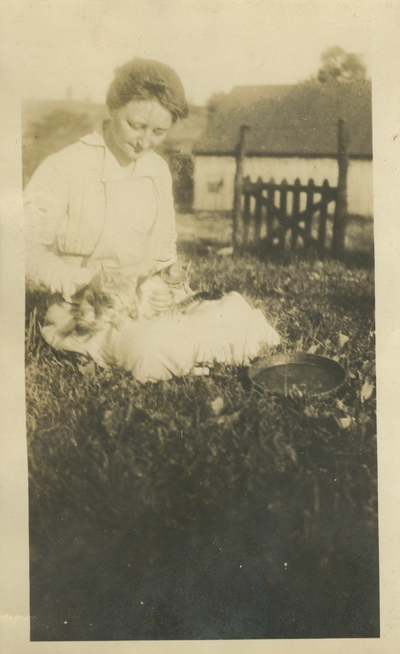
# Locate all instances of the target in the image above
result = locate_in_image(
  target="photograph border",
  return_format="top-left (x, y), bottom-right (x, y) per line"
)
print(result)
top-left (1, 1), bottom-right (399, 651)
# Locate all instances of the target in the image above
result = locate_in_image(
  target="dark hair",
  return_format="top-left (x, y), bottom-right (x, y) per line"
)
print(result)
top-left (106, 58), bottom-right (189, 122)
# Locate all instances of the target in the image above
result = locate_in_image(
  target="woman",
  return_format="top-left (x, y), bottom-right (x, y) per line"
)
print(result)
top-left (25, 58), bottom-right (279, 382)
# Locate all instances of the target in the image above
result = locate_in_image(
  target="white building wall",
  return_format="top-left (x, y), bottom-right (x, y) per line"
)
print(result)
top-left (193, 156), bottom-right (373, 216)
top-left (347, 160), bottom-right (373, 217)
top-left (193, 156), bottom-right (237, 211)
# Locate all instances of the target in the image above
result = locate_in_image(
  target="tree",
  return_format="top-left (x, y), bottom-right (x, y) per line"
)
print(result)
top-left (317, 46), bottom-right (367, 84)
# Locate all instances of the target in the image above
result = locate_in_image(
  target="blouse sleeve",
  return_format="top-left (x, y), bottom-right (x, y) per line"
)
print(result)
top-left (150, 159), bottom-right (178, 274)
top-left (24, 153), bottom-right (95, 300)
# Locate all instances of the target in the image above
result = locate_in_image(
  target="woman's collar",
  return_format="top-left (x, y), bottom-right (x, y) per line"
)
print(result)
top-left (80, 131), bottom-right (161, 182)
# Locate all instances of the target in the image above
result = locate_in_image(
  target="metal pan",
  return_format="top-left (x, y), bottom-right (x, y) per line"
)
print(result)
top-left (248, 352), bottom-right (346, 396)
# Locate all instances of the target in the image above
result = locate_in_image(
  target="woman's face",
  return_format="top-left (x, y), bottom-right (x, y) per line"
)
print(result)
top-left (109, 99), bottom-right (173, 164)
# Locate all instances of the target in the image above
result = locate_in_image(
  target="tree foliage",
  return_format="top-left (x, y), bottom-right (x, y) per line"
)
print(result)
top-left (206, 92), bottom-right (227, 116)
top-left (317, 46), bottom-right (368, 84)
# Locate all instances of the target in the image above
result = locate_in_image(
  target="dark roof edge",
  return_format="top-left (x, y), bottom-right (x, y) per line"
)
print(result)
top-left (193, 150), bottom-right (373, 160)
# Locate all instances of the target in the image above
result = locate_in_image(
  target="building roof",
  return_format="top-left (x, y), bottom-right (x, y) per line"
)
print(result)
top-left (194, 81), bottom-right (372, 158)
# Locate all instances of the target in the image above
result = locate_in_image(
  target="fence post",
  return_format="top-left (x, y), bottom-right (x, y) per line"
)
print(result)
top-left (332, 119), bottom-right (349, 259)
top-left (279, 179), bottom-right (288, 250)
top-left (304, 179), bottom-right (315, 251)
top-left (232, 124), bottom-right (250, 253)
top-left (318, 179), bottom-right (330, 259)
top-left (254, 177), bottom-right (264, 246)
top-left (242, 176), bottom-right (251, 249)
top-left (266, 178), bottom-right (275, 248)
top-left (291, 178), bottom-right (301, 251)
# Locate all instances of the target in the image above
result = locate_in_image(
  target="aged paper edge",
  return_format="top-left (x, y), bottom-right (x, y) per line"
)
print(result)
top-left (1, 1), bottom-right (399, 652)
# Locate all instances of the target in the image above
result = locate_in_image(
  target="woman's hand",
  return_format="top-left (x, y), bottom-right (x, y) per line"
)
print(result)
top-left (148, 288), bottom-right (174, 314)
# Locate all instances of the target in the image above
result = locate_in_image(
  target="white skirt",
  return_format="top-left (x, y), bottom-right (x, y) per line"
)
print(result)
top-left (41, 292), bottom-right (280, 383)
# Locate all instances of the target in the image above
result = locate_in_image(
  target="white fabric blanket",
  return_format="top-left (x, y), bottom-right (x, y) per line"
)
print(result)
top-left (41, 273), bottom-right (280, 383)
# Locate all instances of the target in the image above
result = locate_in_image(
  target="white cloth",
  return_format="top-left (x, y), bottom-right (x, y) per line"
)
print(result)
top-left (41, 291), bottom-right (281, 383)
top-left (106, 292), bottom-right (280, 382)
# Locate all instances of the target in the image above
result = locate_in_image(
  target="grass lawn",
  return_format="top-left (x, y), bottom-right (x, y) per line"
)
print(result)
top-left (26, 212), bottom-right (378, 640)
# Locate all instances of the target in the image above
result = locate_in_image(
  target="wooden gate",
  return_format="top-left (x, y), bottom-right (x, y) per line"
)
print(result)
top-left (232, 120), bottom-right (349, 259)
top-left (240, 177), bottom-right (337, 258)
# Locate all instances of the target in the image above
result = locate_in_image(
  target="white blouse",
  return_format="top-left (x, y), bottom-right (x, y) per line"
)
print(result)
top-left (24, 132), bottom-right (177, 300)
top-left (88, 147), bottom-right (159, 273)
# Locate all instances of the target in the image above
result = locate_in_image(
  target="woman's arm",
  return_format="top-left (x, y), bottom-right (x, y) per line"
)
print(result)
top-left (24, 154), bottom-right (95, 300)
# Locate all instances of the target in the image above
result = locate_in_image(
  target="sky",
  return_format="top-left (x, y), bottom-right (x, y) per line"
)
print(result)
top-left (3, 0), bottom-right (372, 106)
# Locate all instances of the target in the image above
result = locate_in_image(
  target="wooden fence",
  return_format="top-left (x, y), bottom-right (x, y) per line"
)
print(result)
top-left (240, 177), bottom-right (337, 258)
top-left (232, 120), bottom-right (349, 259)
